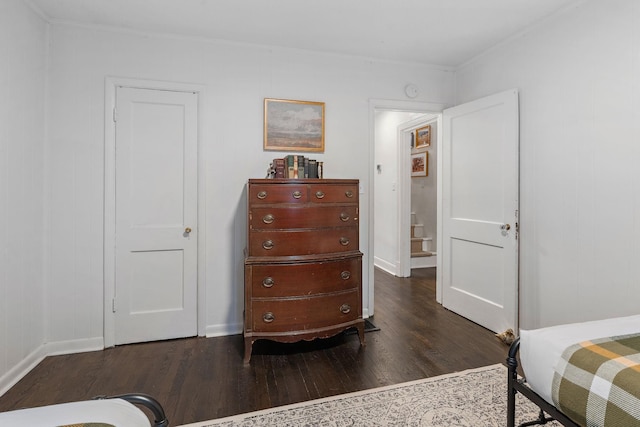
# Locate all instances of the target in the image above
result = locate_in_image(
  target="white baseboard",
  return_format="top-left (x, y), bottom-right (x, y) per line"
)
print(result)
top-left (205, 322), bottom-right (242, 338)
top-left (0, 345), bottom-right (47, 397)
top-left (0, 337), bottom-right (105, 398)
top-left (411, 255), bottom-right (437, 269)
top-left (373, 256), bottom-right (397, 275)
top-left (45, 337), bottom-right (105, 356)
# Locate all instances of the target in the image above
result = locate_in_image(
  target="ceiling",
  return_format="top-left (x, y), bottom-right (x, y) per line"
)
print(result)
top-left (29, 0), bottom-right (580, 67)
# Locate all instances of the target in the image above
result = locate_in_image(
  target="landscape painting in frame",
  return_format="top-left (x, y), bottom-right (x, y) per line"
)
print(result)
top-left (264, 98), bottom-right (325, 152)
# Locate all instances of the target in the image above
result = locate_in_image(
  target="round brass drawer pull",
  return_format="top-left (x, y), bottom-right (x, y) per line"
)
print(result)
top-left (262, 240), bottom-right (274, 250)
top-left (345, 190), bottom-right (354, 198)
top-left (292, 190), bottom-right (302, 199)
top-left (257, 191), bottom-right (267, 199)
top-left (262, 277), bottom-right (275, 288)
top-left (339, 237), bottom-right (350, 246)
top-left (340, 304), bottom-right (351, 314)
top-left (339, 212), bottom-right (350, 222)
top-left (263, 312), bottom-right (275, 323)
top-left (340, 271), bottom-right (351, 280)
top-left (262, 214), bottom-right (274, 224)
top-left (315, 191), bottom-right (325, 199)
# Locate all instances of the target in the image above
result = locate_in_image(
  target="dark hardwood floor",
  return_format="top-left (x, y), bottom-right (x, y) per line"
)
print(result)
top-left (0, 267), bottom-right (510, 425)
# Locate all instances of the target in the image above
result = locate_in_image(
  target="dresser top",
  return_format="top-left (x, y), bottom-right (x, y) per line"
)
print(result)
top-left (249, 178), bottom-right (358, 185)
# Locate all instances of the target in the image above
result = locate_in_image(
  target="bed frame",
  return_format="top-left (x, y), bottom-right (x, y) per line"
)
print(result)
top-left (506, 337), bottom-right (579, 427)
top-left (97, 393), bottom-right (169, 427)
top-left (0, 392), bottom-right (169, 427)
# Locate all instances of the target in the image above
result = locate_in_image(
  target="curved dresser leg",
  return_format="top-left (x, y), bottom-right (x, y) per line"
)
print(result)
top-left (244, 337), bottom-right (253, 364)
top-left (357, 321), bottom-right (366, 346)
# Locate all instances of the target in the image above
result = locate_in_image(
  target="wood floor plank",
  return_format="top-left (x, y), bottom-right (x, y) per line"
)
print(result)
top-left (0, 268), bottom-right (510, 425)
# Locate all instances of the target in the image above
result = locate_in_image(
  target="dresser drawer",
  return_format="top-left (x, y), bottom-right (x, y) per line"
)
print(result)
top-left (249, 256), bottom-right (361, 297)
top-left (248, 227), bottom-right (359, 256)
top-left (251, 290), bottom-right (361, 333)
top-left (308, 183), bottom-right (358, 203)
top-left (250, 206), bottom-right (358, 230)
top-left (249, 183), bottom-right (308, 204)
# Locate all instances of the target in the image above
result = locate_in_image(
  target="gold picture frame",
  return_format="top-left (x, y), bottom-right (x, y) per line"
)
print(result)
top-left (264, 98), bottom-right (325, 152)
top-left (415, 124), bottom-right (431, 148)
top-left (411, 152), bottom-right (428, 177)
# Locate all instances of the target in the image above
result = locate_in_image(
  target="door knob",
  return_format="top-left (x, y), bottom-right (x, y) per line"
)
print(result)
top-left (185, 227), bottom-right (192, 233)
top-left (500, 224), bottom-right (511, 231)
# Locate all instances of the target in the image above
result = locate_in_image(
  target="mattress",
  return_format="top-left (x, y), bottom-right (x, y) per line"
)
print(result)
top-left (519, 313), bottom-right (640, 404)
top-left (0, 398), bottom-right (151, 426)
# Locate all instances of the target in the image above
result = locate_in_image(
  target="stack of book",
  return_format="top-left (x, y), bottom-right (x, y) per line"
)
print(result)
top-left (271, 155), bottom-right (323, 179)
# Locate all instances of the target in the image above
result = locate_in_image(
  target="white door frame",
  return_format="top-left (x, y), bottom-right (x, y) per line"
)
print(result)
top-left (435, 113), bottom-right (444, 304)
top-left (368, 99), bottom-right (446, 316)
top-left (104, 77), bottom-right (205, 348)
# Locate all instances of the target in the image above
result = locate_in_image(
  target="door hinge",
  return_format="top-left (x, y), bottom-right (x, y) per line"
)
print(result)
top-left (112, 107), bottom-right (117, 122)
top-left (112, 298), bottom-right (116, 313)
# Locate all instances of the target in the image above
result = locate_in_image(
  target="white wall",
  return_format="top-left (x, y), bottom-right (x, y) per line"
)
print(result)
top-left (373, 111), bottom-right (424, 273)
top-left (43, 24), bottom-right (455, 345)
top-left (0, 0), bottom-right (47, 394)
top-left (455, 0), bottom-right (640, 329)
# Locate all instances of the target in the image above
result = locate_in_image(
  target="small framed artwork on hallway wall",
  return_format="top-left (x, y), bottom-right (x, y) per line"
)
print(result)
top-left (415, 124), bottom-right (431, 148)
top-left (412, 152), bottom-right (428, 177)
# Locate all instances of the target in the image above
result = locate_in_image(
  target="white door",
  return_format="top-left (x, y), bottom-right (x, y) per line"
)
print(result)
top-left (114, 87), bottom-right (198, 345)
top-left (441, 89), bottom-right (519, 334)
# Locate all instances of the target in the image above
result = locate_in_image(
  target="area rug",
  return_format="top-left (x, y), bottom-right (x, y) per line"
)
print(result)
top-left (179, 364), bottom-right (562, 426)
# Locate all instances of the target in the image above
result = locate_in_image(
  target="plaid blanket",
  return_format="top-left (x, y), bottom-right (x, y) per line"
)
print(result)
top-left (551, 333), bottom-right (640, 427)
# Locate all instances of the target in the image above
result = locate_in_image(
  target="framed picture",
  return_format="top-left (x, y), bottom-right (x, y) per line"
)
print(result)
top-left (411, 152), bottom-right (428, 177)
top-left (415, 125), bottom-right (431, 148)
top-left (264, 98), bottom-right (325, 152)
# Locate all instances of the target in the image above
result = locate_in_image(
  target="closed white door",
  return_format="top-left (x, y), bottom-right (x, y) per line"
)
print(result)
top-left (441, 89), bottom-right (519, 334)
top-left (114, 87), bottom-right (198, 345)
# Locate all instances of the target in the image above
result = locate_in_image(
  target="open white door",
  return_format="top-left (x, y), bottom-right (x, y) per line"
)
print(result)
top-left (441, 89), bottom-right (519, 334)
top-left (113, 87), bottom-right (198, 345)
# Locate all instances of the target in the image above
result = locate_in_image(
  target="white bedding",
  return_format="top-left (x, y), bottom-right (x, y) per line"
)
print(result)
top-left (0, 398), bottom-right (151, 426)
top-left (520, 313), bottom-right (640, 404)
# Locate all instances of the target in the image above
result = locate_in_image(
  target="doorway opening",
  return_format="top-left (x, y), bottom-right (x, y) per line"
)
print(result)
top-left (369, 90), bottom-right (519, 335)
top-left (368, 99), bottom-right (446, 318)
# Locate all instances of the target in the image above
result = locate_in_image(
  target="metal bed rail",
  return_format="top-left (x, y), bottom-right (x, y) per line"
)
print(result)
top-left (95, 393), bottom-right (169, 427)
top-left (506, 337), bottom-right (579, 427)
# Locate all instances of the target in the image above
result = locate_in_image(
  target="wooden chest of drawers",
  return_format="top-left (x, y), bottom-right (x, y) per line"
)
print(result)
top-left (243, 179), bottom-right (365, 363)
